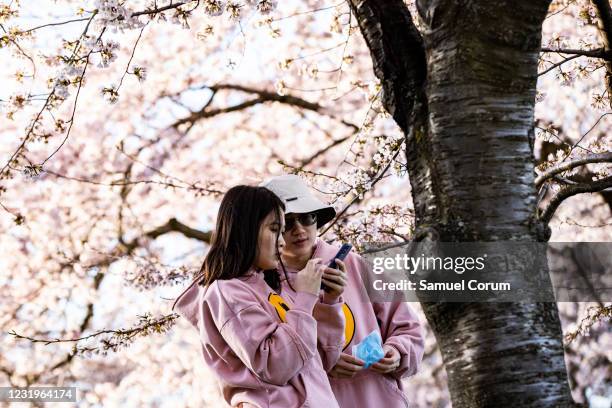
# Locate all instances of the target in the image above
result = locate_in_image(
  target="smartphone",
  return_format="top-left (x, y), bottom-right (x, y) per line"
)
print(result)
top-left (322, 243), bottom-right (353, 291)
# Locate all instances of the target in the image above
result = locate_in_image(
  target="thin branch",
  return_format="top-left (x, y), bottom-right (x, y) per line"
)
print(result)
top-left (535, 125), bottom-right (594, 154)
top-left (44, 169), bottom-right (220, 194)
top-left (117, 23), bottom-right (148, 91)
top-left (271, 2), bottom-right (344, 22)
top-left (535, 151), bottom-right (612, 187)
top-left (540, 175), bottom-right (612, 224)
top-left (564, 304), bottom-right (612, 344)
top-left (561, 112), bottom-right (611, 161)
top-left (545, 0), bottom-right (576, 19)
top-left (298, 135), bottom-right (353, 168)
top-left (0, 11), bottom-right (98, 180)
top-left (20, 267), bottom-right (105, 385)
top-left (562, 218), bottom-right (612, 228)
top-left (538, 53), bottom-right (582, 77)
top-left (319, 143), bottom-right (404, 236)
top-left (4, 211), bottom-right (206, 382)
top-left (0, 23), bottom-right (36, 77)
top-left (18, 17), bottom-right (91, 34)
top-left (40, 28), bottom-right (102, 166)
top-left (287, 42), bottom-right (346, 62)
top-left (8, 314), bottom-right (178, 346)
top-left (334, 14), bottom-right (353, 90)
top-left (131, 1), bottom-right (194, 17)
top-left (114, 146), bottom-right (224, 196)
top-left (540, 47), bottom-right (612, 60)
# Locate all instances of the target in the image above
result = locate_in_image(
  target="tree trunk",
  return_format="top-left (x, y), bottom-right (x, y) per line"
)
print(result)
top-left (349, 0), bottom-right (575, 406)
top-left (591, 0), bottom-right (612, 108)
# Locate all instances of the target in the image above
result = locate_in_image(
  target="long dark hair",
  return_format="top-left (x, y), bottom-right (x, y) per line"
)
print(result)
top-left (198, 185), bottom-right (287, 291)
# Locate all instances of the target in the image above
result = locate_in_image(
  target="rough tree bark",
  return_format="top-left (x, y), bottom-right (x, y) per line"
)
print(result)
top-left (592, 0), bottom-right (612, 108)
top-left (348, 1), bottom-right (575, 406)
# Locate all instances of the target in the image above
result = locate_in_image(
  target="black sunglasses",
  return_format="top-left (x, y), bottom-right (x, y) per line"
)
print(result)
top-left (284, 212), bottom-right (317, 230)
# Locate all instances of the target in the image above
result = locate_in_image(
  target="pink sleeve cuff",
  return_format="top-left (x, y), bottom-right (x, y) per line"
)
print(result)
top-left (292, 291), bottom-right (319, 314)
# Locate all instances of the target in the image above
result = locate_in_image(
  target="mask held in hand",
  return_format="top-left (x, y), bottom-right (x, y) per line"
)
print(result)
top-left (352, 330), bottom-right (385, 368)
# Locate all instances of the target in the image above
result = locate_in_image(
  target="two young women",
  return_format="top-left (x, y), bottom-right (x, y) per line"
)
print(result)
top-left (173, 176), bottom-right (424, 407)
top-left (172, 185), bottom-right (346, 407)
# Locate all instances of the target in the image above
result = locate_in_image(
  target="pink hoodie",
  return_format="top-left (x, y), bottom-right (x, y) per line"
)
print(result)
top-left (172, 269), bottom-right (344, 408)
top-left (279, 239), bottom-right (425, 408)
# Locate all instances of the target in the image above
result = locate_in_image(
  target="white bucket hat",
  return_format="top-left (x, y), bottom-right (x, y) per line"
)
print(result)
top-left (260, 175), bottom-right (336, 228)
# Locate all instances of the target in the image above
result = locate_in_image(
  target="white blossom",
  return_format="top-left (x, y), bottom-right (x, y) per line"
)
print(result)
top-left (203, 0), bottom-right (225, 17)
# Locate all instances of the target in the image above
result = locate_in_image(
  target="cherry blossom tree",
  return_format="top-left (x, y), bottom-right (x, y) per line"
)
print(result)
top-left (0, 0), bottom-right (610, 406)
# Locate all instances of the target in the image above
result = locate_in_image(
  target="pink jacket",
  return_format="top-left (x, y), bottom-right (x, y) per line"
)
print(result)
top-left (279, 239), bottom-right (425, 408)
top-left (172, 269), bottom-right (344, 408)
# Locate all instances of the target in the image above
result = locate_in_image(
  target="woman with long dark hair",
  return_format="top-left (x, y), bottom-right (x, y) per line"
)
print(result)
top-left (172, 185), bottom-right (344, 408)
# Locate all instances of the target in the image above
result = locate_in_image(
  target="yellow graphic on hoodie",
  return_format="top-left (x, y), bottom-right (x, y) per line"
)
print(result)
top-left (342, 303), bottom-right (356, 350)
top-left (268, 293), bottom-right (290, 322)
top-left (268, 293), bottom-right (357, 350)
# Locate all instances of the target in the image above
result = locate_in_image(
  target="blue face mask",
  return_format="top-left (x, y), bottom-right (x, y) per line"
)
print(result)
top-left (352, 330), bottom-right (385, 368)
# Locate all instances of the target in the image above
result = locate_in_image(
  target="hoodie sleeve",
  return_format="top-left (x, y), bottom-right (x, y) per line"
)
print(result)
top-left (313, 293), bottom-right (345, 371)
top-left (213, 283), bottom-right (320, 386)
top-left (372, 301), bottom-right (424, 379)
top-left (347, 250), bottom-right (424, 380)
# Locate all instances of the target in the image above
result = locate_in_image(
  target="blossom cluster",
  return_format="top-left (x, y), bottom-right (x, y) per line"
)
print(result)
top-left (202, 0), bottom-right (278, 17)
top-left (94, 0), bottom-right (144, 31)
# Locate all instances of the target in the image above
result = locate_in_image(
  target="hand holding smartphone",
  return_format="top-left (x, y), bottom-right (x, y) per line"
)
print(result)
top-left (322, 243), bottom-right (352, 291)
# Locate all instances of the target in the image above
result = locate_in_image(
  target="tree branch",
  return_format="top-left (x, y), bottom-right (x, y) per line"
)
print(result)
top-left (298, 135), bottom-right (353, 168)
top-left (131, 1), bottom-right (193, 17)
top-left (11, 215), bottom-right (209, 384)
top-left (319, 143), bottom-right (404, 236)
top-left (539, 175), bottom-right (612, 224)
top-left (168, 82), bottom-right (361, 135)
top-left (18, 17), bottom-right (91, 35)
top-left (142, 217), bottom-right (211, 243)
top-left (347, 0), bottom-right (427, 133)
top-left (9, 313), bottom-right (178, 347)
top-left (535, 151), bottom-right (612, 187)
top-left (534, 135), bottom-right (612, 213)
top-left (208, 83), bottom-right (322, 111)
top-left (564, 304), bottom-right (612, 344)
top-left (19, 268), bottom-right (105, 386)
top-left (540, 47), bottom-right (612, 60)
top-left (538, 54), bottom-right (582, 77)
top-left (171, 84), bottom-right (323, 128)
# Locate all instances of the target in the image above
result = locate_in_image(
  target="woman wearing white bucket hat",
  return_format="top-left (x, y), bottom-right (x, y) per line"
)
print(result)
top-left (261, 174), bottom-right (425, 408)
